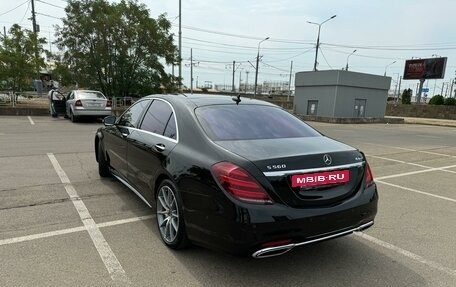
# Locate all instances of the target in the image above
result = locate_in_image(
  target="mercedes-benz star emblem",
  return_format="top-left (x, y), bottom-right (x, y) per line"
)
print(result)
top-left (323, 154), bottom-right (332, 165)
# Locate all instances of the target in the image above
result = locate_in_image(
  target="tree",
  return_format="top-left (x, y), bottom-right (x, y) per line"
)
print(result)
top-left (443, 97), bottom-right (456, 106)
top-left (0, 24), bottom-right (46, 92)
top-left (429, 95), bottom-right (444, 105)
top-left (55, 0), bottom-right (179, 98)
top-left (401, 88), bottom-right (412, 104)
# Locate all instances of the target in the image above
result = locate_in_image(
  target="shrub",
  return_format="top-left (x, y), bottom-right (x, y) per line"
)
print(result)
top-left (429, 95), bottom-right (444, 105)
top-left (444, 97), bottom-right (456, 106)
top-left (401, 89), bottom-right (412, 104)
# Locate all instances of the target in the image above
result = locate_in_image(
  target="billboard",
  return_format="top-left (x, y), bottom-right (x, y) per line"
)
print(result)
top-left (403, 57), bottom-right (447, 80)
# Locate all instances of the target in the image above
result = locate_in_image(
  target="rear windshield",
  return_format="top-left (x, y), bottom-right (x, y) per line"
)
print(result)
top-left (195, 105), bottom-right (321, 141)
top-left (77, 91), bottom-right (105, 99)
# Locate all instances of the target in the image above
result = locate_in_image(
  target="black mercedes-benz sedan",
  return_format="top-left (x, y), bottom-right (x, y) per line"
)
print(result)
top-left (95, 94), bottom-right (378, 258)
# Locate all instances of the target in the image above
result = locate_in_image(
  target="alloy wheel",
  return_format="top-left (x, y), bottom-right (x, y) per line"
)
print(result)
top-left (156, 185), bottom-right (179, 243)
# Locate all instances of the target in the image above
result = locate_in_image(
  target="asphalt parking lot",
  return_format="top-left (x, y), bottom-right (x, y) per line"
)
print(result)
top-left (1, 115), bottom-right (455, 287)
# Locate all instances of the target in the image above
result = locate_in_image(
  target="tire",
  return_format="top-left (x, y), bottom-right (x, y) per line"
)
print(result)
top-left (156, 180), bottom-right (189, 249)
top-left (97, 141), bottom-right (111, 177)
top-left (70, 110), bottom-right (77, 122)
top-left (50, 103), bottom-right (57, 117)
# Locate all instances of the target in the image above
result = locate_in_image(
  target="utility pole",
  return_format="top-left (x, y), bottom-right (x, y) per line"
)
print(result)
top-left (178, 0), bottom-right (182, 92)
top-left (450, 78), bottom-right (455, 98)
top-left (287, 61), bottom-right (293, 101)
top-left (31, 0), bottom-right (37, 35)
top-left (308, 15), bottom-right (336, 71)
top-left (441, 82), bottom-right (445, 96)
top-left (171, 64), bottom-right (174, 88)
top-left (232, 60), bottom-right (235, 92)
top-left (396, 76), bottom-right (402, 103)
top-left (30, 0), bottom-right (40, 84)
top-left (254, 37), bottom-right (269, 97)
top-left (239, 70), bottom-right (242, 92)
top-left (245, 71), bottom-right (249, 92)
top-left (3, 26), bottom-right (6, 44)
top-left (190, 48), bottom-right (193, 94)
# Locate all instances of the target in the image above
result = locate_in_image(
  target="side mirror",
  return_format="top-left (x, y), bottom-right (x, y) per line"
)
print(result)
top-left (103, 115), bottom-right (117, 126)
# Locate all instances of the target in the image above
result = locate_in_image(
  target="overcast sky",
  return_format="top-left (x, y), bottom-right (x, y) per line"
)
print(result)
top-left (1, 0), bottom-right (456, 94)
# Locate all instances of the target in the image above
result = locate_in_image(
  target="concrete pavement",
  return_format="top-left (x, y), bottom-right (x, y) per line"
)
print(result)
top-left (386, 116), bottom-right (456, 127)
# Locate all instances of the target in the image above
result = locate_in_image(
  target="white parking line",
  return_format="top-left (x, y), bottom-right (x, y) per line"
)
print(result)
top-left (27, 116), bottom-right (35, 125)
top-left (0, 215), bottom-right (154, 247)
top-left (367, 155), bottom-right (456, 175)
top-left (376, 180), bottom-right (456, 203)
top-left (355, 232), bottom-right (456, 277)
top-left (375, 164), bottom-right (456, 180)
top-left (47, 153), bottom-right (131, 285)
top-left (362, 142), bottom-right (455, 158)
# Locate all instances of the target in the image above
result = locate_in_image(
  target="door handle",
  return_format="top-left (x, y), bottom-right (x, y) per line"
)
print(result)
top-left (154, 143), bottom-right (165, 152)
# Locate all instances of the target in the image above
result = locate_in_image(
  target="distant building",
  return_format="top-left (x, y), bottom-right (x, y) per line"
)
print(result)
top-left (294, 70), bottom-right (391, 118)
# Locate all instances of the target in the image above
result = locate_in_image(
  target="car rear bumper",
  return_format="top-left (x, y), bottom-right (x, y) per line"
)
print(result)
top-left (73, 109), bottom-right (112, 117)
top-left (251, 220), bottom-right (374, 258)
top-left (184, 184), bottom-right (378, 257)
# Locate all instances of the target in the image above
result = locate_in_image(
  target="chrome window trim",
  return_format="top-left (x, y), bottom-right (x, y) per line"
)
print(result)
top-left (139, 98), bottom-right (179, 142)
top-left (263, 162), bottom-right (364, 177)
top-left (126, 127), bottom-right (178, 144)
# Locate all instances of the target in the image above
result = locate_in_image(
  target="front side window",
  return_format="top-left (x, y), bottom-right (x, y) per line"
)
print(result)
top-left (118, 99), bottom-right (150, 128)
top-left (196, 105), bottom-right (321, 141)
top-left (140, 100), bottom-right (177, 140)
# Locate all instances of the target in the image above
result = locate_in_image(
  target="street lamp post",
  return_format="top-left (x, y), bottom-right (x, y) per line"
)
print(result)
top-left (345, 49), bottom-right (357, 71)
top-left (308, 15), bottom-right (336, 71)
top-left (384, 61), bottom-right (396, 76)
top-left (254, 37), bottom-right (269, 98)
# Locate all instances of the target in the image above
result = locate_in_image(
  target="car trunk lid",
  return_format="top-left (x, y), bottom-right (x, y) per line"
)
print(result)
top-left (214, 136), bottom-right (366, 207)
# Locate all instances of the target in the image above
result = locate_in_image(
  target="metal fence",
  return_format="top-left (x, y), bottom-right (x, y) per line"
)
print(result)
top-left (111, 97), bottom-right (134, 108)
top-left (0, 92), bottom-right (17, 107)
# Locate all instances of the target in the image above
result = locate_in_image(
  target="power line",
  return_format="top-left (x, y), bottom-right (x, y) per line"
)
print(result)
top-left (261, 61), bottom-right (290, 73)
top-left (323, 46), bottom-right (407, 61)
top-left (36, 12), bottom-right (62, 20)
top-left (36, 0), bottom-right (65, 9)
top-left (20, 1), bottom-right (31, 24)
top-left (174, 24), bottom-right (315, 45)
top-left (0, 0), bottom-right (30, 17)
top-left (318, 47), bottom-right (333, 69)
top-left (322, 42), bottom-right (456, 51)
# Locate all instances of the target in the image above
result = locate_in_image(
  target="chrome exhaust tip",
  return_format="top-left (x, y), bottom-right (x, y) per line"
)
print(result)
top-left (251, 221), bottom-right (374, 259)
top-left (252, 244), bottom-right (295, 259)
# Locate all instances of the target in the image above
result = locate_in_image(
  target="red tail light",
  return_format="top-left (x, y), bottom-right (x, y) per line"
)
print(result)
top-left (211, 162), bottom-right (273, 204)
top-left (365, 163), bottom-right (374, 187)
top-left (261, 239), bottom-right (292, 248)
top-left (75, 100), bottom-right (82, 107)
top-left (106, 100), bottom-right (112, 107)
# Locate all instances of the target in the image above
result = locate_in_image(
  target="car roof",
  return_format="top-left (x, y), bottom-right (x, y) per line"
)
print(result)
top-left (144, 93), bottom-right (277, 108)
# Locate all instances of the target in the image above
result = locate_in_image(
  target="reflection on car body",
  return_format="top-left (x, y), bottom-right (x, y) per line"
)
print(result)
top-left (95, 94), bottom-right (378, 258)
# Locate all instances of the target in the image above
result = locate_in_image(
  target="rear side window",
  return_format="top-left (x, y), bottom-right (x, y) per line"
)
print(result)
top-left (76, 91), bottom-right (105, 99)
top-left (141, 100), bottom-right (177, 140)
top-left (195, 105), bottom-right (320, 141)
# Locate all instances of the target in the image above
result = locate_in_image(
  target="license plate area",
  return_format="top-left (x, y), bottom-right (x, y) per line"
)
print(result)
top-left (86, 103), bottom-right (102, 108)
top-left (291, 170), bottom-right (350, 188)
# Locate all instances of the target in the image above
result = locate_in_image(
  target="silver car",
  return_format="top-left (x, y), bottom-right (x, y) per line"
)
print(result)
top-left (65, 90), bottom-right (112, 122)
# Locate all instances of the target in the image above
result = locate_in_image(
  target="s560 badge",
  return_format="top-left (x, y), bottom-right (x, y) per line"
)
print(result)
top-left (267, 164), bottom-right (287, 170)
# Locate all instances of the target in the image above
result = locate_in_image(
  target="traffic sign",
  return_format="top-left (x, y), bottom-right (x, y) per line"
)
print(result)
top-left (422, 87), bottom-right (429, 92)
